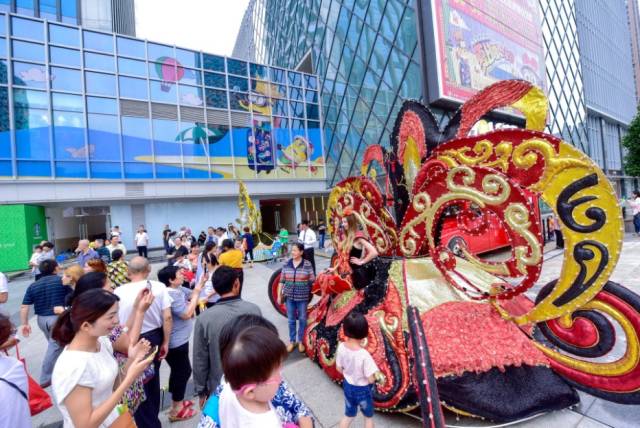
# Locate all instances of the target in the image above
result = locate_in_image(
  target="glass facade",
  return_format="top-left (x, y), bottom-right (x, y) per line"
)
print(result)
top-left (239, 0), bottom-right (422, 186)
top-left (0, 12), bottom-right (324, 180)
top-left (236, 0), bottom-right (636, 189)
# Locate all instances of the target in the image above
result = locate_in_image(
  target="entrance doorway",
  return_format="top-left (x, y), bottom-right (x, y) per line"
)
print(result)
top-left (47, 206), bottom-right (110, 253)
top-left (259, 199), bottom-right (295, 234)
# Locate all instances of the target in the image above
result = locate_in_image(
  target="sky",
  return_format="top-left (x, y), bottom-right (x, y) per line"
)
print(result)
top-left (134, 0), bottom-right (251, 56)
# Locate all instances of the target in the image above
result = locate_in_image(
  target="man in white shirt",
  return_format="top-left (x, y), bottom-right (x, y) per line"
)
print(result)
top-left (134, 226), bottom-right (149, 258)
top-left (107, 235), bottom-right (127, 257)
top-left (628, 190), bottom-right (640, 236)
top-left (114, 256), bottom-right (172, 428)
top-left (298, 219), bottom-right (317, 274)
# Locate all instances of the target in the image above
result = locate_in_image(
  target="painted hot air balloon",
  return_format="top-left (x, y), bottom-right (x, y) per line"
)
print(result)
top-left (155, 57), bottom-right (185, 92)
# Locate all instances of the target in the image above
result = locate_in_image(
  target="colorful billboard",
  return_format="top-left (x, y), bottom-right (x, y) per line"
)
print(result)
top-left (425, 0), bottom-right (545, 108)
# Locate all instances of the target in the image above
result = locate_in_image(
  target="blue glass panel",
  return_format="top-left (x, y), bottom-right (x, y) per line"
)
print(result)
top-left (12, 40), bottom-right (44, 62)
top-left (288, 71), bottom-right (302, 86)
top-left (87, 97), bottom-right (117, 114)
top-left (179, 85), bottom-right (203, 106)
top-left (119, 76), bottom-right (147, 99)
top-left (180, 121), bottom-right (208, 157)
top-left (18, 161), bottom-right (51, 177)
top-left (90, 162), bottom-right (121, 179)
top-left (228, 75), bottom-right (248, 92)
top-left (231, 126), bottom-right (251, 162)
top-left (50, 66), bottom-right (81, 92)
top-left (226, 58), bottom-right (246, 76)
top-left (40, 0), bottom-right (57, 20)
top-left (305, 90), bottom-right (318, 103)
top-left (270, 67), bottom-right (286, 83)
top-left (202, 124), bottom-right (231, 160)
top-left (271, 84), bottom-right (287, 99)
top-left (306, 104), bottom-right (319, 120)
top-left (204, 71), bottom-right (226, 88)
top-left (13, 62), bottom-right (46, 88)
top-left (204, 88), bottom-right (227, 109)
top-left (13, 88), bottom-right (48, 108)
top-left (147, 42), bottom-right (173, 61)
top-left (229, 92), bottom-right (246, 110)
top-left (117, 37), bottom-right (145, 58)
top-left (124, 162), bottom-right (152, 178)
top-left (52, 93), bottom-right (83, 111)
top-left (83, 31), bottom-right (113, 53)
top-left (289, 87), bottom-right (303, 101)
top-left (184, 165), bottom-right (209, 179)
top-left (152, 119), bottom-right (179, 157)
top-left (273, 126), bottom-right (291, 166)
top-left (55, 161), bottom-right (86, 178)
top-left (118, 57), bottom-right (146, 77)
top-left (289, 101), bottom-right (305, 118)
top-left (50, 46), bottom-right (80, 66)
top-left (203, 53), bottom-right (224, 71)
top-left (0, 160), bottom-right (11, 176)
top-left (121, 116), bottom-right (150, 161)
top-left (61, 0), bottom-right (77, 23)
top-left (155, 163), bottom-right (182, 179)
top-left (14, 105), bottom-right (50, 160)
top-left (85, 52), bottom-right (114, 71)
top-left (0, 87), bottom-right (9, 157)
top-left (307, 127), bottom-right (323, 162)
top-left (88, 113), bottom-right (120, 160)
top-left (12, 17), bottom-right (41, 41)
top-left (53, 110), bottom-right (84, 160)
top-left (85, 72), bottom-right (116, 96)
top-left (176, 48), bottom-right (200, 68)
top-left (0, 2), bottom-right (7, 15)
top-left (273, 100), bottom-right (288, 116)
top-left (181, 67), bottom-right (201, 85)
top-left (249, 63), bottom-right (268, 79)
top-left (0, 37), bottom-right (7, 57)
top-left (304, 74), bottom-right (318, 90)
top-left (150, 80), bottom-right (176, 104)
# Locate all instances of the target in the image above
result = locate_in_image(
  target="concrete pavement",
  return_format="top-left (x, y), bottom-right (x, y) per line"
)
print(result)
top-left (7, 237), bottom-right (640, 427)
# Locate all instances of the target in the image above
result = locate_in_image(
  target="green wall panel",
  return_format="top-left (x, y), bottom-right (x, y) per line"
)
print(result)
top-left (0, 205), bottom-right (47, 272)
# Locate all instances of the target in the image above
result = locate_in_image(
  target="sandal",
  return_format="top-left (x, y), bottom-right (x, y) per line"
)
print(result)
top-left (182, 400), bottom-right (194, 408)
top-left (168, 406), bottom-right (197, 422)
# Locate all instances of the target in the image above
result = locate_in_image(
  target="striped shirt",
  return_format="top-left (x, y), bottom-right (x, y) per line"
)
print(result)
top-left (279, 258), bottom-right (315, 301)
top-left (22, 275), bottom-right (71, 316)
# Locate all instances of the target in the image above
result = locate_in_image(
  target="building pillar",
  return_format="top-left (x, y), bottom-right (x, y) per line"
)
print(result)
top-left (294, 197), bottom-right (302, 227)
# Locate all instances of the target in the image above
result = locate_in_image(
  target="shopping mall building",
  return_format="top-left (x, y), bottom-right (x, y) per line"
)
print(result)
top-left (1, 0), bottom-right (639, 270)
top-left (0, 2), bottom-right (328, 271)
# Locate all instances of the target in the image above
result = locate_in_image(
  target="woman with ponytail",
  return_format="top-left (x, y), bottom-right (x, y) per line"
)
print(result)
top-left (51, 289), bottom-right (155, 427)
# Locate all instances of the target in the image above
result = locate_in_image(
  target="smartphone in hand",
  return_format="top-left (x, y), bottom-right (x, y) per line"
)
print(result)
top-left (143, 345), bottom-right (158, 361)
top-left (146, 280), bottom-right (152, 293)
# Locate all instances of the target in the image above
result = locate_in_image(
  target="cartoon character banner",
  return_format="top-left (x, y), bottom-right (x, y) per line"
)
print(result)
top-left (427, 0), bottom-right (546, 106)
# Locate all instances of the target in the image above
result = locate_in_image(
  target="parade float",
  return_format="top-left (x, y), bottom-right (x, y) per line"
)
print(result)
top-left (267, 80), bottom-right (640, 426)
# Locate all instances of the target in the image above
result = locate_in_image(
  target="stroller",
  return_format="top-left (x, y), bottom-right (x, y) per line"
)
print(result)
top-left (269, 240), bottom-right (283, 263)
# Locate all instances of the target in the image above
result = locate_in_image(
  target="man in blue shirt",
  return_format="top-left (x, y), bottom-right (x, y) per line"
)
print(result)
top-left (19, 259), bottom-right (71, 387)
top-left (75, 239), bottom-right (98, 267)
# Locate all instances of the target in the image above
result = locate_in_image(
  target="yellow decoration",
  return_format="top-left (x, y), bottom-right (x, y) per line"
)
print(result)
top-left (511, 86), bottom-right (548, 132)
top-left (403, 136), bottom-right (422, 190)
top-left (236, 181), bottom-right (262, 235)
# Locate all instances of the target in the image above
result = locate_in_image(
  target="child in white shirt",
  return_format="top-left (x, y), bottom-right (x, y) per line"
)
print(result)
top-left (218, 325), bottom-right (288, 428)
top-left (29, 245), bottom-right (42, 275)
top-left (336, 312), bottom-right (379, 428)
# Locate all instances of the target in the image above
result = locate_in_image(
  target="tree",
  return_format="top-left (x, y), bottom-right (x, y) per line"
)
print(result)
top-left (622, 108), bottom-right (640, 176)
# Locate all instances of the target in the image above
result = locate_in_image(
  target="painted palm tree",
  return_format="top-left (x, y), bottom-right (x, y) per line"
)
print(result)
top-left (175, 123), bottom-right (225, 158)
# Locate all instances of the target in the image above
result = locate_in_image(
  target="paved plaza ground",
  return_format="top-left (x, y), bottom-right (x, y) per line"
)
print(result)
top-left (5, 238), bottom-right (640, 427)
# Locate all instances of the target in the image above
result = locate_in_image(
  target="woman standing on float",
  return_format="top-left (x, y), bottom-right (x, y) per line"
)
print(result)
top-left (317, 210), bottom-right (379, 294)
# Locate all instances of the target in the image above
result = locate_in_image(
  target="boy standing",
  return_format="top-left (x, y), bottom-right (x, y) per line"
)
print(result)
top-left (336, 312), bottom-right (379, 428)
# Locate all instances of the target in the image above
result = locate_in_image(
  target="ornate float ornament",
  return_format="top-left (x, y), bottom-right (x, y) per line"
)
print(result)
top-left (268, 79), bottom-right (640, 425)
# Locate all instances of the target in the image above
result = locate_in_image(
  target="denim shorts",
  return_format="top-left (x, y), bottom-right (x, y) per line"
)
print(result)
top-left (343, 380), bottom-right (374, 418)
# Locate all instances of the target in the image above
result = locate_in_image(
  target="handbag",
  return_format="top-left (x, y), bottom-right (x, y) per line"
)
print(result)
top-left (109, 405), bottom-right (136, 428)
top-left (13, 343), bottom-right (53, 415)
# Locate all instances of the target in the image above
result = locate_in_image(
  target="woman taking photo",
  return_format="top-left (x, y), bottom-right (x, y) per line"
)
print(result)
top-left (51, 289), bottom-right (154, 427)
top-left (279, 242), bottom-right (315, 353)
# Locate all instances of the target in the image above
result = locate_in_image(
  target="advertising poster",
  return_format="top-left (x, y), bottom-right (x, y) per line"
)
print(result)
top-left (427, 0), bottom-right (546, 107)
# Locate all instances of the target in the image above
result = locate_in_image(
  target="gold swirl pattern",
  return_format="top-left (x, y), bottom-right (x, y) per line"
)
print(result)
top-left (504, 203), bottom-right (542, 275)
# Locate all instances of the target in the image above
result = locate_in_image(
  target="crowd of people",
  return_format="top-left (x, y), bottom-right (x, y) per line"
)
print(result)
top-left (0, 217), bottom-right (384, 428)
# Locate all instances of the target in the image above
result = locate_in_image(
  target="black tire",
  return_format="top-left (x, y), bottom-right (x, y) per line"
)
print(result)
top-left (447, 237), bottom-right (467, 257)
top-left (268, 268), bottom-right (287, 317)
